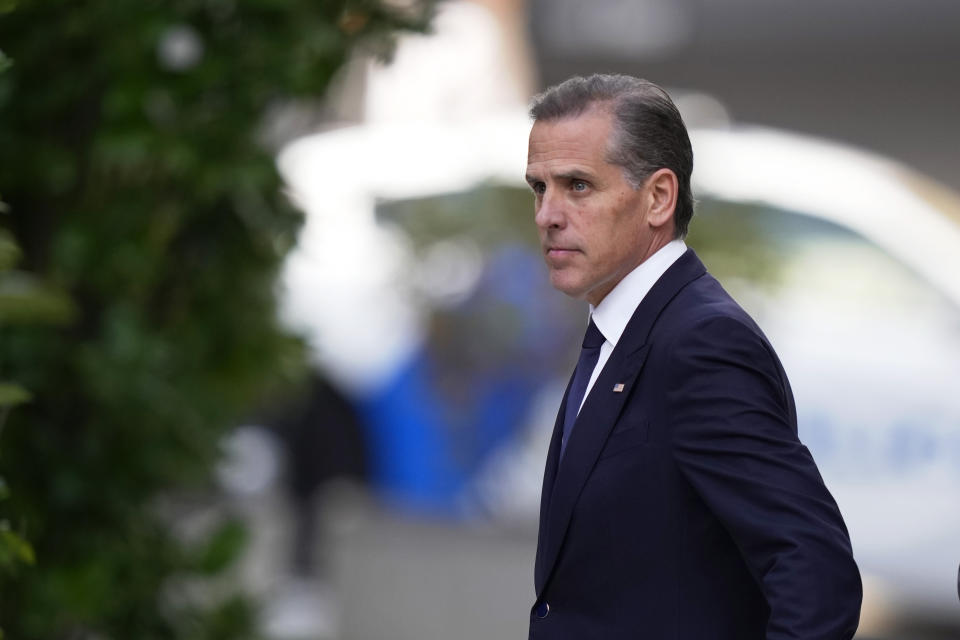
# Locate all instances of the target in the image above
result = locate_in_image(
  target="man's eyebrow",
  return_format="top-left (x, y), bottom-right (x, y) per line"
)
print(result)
top-left (555, 170), bottom-right (594, 182)
top-left (524, 170), bottom-right (595, 185)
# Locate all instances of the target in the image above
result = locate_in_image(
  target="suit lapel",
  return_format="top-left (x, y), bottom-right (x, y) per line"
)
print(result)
top-left (535, 343), bottom-right (650, 594)
top-left (534, 373), bottom-right (570, 591)
top-left (534, 249), bottom-right (707, 596)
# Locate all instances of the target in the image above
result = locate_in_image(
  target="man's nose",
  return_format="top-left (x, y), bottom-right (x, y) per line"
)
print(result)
top-left (534, 190), bottom-right (566, 230)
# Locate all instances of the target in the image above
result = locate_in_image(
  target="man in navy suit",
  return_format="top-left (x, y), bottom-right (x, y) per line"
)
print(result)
top-left (524, 74), bottom-right (862, 639)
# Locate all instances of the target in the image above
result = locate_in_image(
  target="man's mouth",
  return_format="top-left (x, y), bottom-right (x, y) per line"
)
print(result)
top-left (545, 246), bottom-right (579, 256)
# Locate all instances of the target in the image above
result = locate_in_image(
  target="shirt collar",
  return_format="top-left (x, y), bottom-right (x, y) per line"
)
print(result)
top-left (589, 239), bottom-right (687, 347)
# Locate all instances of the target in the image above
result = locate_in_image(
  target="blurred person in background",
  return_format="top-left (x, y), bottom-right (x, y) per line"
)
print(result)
top-left (524, 74), bottom-right (861, 639)
top-left (265, 372), bottom-right (368, 577)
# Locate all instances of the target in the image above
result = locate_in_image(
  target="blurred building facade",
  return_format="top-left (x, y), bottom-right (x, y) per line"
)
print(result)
top-left (528, 0), bottom-right (960, 194)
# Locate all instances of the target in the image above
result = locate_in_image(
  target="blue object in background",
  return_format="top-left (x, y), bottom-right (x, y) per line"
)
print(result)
top-left (355, 245), bottom-right (575, 515)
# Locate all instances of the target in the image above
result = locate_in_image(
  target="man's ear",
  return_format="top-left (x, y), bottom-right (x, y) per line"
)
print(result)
top-left (645, 168), bottom-right (679, 229)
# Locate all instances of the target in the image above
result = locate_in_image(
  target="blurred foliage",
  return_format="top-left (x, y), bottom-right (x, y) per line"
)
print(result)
top-left (0, 0), bottom-right (433, 638)
top-left (0, 229), bottom-right (72, 585)
top-left (379, 182), bottom-right (540, 251)
top-left (686, 199), bottom-right (788, 292)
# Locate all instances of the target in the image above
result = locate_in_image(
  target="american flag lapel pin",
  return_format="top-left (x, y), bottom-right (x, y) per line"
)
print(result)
top-left (612, 383), bottom-right (625, 393)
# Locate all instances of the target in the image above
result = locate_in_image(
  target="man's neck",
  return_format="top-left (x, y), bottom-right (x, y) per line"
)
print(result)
top-left (589, 239), bottom-right (687, 347)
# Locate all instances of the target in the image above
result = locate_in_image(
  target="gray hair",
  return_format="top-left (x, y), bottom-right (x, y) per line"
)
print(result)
top-left (529, 74), bottom-right (694, 238)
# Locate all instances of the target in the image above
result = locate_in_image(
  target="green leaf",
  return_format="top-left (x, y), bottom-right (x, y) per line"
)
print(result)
top-left (0, 272), bottom-right (75, 325)
top-left (193, 519), bottom-right (248, 575)
top-left (0, 230), bottom-right (21, 271)
top-left (0, 522), bottom-right (35, 568)
top-left (0, 382), bottom-right (31, 408)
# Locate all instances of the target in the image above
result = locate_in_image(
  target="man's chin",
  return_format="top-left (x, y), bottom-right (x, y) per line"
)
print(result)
top-left (548, 274), bottom-right (588, 300)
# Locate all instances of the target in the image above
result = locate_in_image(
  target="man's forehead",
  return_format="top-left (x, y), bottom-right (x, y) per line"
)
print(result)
top-left (527, 111), bottom-right (614, 168)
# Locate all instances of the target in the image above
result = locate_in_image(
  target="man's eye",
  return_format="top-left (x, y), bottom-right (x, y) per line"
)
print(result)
top-left (533, 183), bottom-right (546, 195)
top-left (573, 181), bottom-right (588, 192)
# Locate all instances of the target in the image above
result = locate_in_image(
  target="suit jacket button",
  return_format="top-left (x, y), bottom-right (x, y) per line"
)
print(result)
top-left (534, 601), bottom-right (550, 619)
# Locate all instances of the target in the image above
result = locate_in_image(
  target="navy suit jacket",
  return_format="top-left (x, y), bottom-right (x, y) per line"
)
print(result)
top-left (530, 249), bottom-right (862, 639)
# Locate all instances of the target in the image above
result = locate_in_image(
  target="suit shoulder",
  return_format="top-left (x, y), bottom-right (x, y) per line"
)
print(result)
top-left (655, 272), bottom-right (791, 396)
top-left (656, 271), bottom-right (765, 340)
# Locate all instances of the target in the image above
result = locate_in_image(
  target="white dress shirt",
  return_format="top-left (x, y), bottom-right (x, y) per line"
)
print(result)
top-left (577, 239), bottom-right (688, 414)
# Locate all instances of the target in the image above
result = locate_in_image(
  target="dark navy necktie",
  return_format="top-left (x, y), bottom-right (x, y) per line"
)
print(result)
top-left (561, 319), bottom-right (605, 458)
